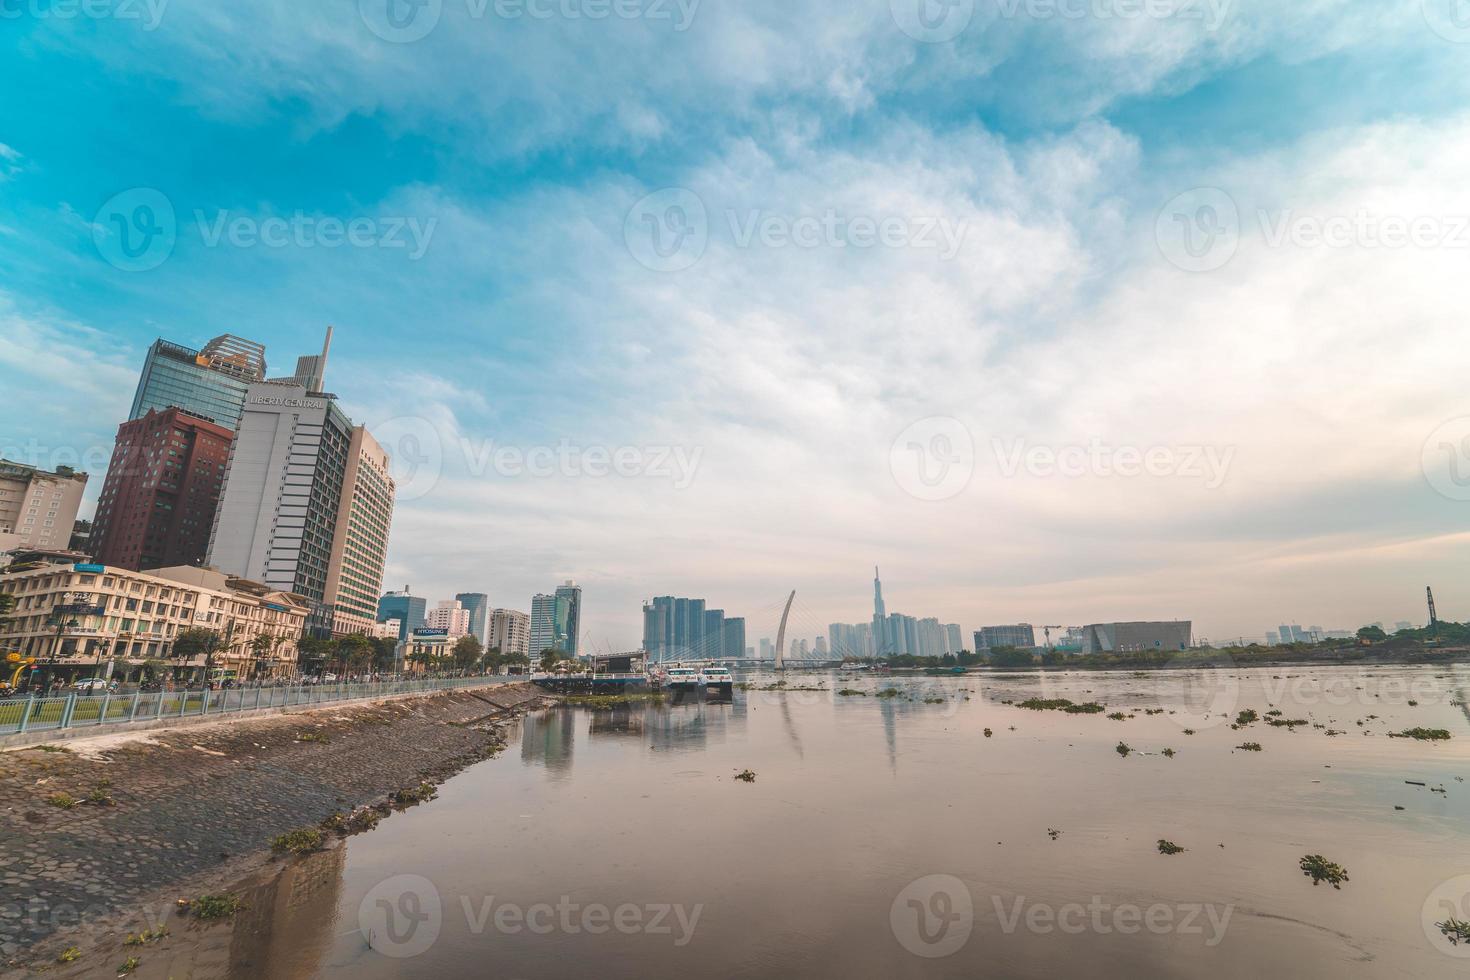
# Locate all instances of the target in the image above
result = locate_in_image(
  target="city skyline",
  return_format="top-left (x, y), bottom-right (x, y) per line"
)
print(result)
top-left (3, 6), bottom-right (1468, 651)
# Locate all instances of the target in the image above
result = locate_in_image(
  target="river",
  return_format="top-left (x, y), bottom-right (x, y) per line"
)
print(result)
top-left (229, 665), bottom-right (1470, 978)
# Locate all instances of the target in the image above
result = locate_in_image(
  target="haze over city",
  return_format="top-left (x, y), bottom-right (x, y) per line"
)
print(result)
top-left (4, 2), bottom-right (1469, 650)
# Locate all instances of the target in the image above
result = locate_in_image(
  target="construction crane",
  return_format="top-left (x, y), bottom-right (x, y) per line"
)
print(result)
top-left (1042, 626), bottom-right (1063, 650)
top-left (1427, 587), bottom-right (1440, 628)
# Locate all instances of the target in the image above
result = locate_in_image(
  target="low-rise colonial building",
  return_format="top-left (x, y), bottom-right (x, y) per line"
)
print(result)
top-left (0, 552), bottom-right (310, 682)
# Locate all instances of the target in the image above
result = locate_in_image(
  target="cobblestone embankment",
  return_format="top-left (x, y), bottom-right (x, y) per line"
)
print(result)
top-left (0, 683), bottom-right (550, 969)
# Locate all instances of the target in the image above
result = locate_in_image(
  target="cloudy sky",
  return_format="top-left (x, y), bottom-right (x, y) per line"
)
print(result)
top-left (3, 0), bottom-right (1469, 651)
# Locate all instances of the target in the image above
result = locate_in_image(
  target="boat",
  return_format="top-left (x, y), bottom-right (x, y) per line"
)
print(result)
top-left (700, 666), bottom-right (732, 686)
top-left (661, 665), bottom-right (700, 690)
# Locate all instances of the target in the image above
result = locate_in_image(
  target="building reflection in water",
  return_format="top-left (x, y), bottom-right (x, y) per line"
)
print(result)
top-left (520, 708), bottom-right (577, 776)
top-left (226, 844), bottom-right (346, 979)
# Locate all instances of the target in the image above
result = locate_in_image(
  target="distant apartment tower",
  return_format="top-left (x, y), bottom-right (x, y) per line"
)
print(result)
top-left (207, 359), bottom-right (392, 636)
top-left (703, 608), bottom-right (725, 658)
top-left (491, 608), bottom-right (531, 657)
top-left (555, 581), bottom-right (583, 657)
top-left (722, 616), bottom-right (746, 659)
top-left (378, 590), bottom-right (427, 642)
top-left (90, 408), bottom-right (233, 571)
top-left (130, 334), bottom-right (267, 430)
top-left (426, 599), bottom-right (471, 638)
top-left (456, 593), bottom-right (491, 646)
top-left (945, 624), bottom-right (963, 654)
top-left (643, 599), bottom-right (671, 660)
top-left (0, 460), bottom-right (89, 554)
top-left (975, 624), bottom-right (1037, 650)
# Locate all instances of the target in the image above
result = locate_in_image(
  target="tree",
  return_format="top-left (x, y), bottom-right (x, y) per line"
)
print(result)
top-left (249, 633), bottom-right (275, 679)
top-left (1357, 625), bottom-right (1388, 644)
top-left (173, 627), bottom-right (222, 679)
top-left (987, 646), bottom-right (1036, 669)
top-left (453, 635), bottom-right (484, 673)
top-left (539, 647), bottom-right (563, 672)
top-left (336, 633), bottom-right (373, 676)
top-left (371, 636), bottom-right (399, 673)
top-left (297, 636), bottom-right (332, 677)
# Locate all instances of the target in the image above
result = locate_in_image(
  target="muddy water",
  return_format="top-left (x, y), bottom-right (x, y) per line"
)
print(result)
top-left (245, 666), bottom-right (1470, 978)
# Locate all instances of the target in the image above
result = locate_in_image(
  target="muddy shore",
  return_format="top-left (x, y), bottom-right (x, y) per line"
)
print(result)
top-left (0, 682), bottom-right (554, 977)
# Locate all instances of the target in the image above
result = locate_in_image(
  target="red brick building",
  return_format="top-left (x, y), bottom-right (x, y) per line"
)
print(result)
top-left (90, 408), bottom-right (234, 571)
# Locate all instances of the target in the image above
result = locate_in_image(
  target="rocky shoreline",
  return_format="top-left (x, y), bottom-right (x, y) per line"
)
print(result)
top-left (0, 682), bottom-right (554, 976)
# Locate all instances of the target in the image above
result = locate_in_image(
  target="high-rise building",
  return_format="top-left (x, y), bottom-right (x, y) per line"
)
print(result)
top-left (427, 599), bottom-right (471, 637)
top-left (129, 334), bottom-right (267, 430)
top-left (872, 566), bottom-right (888, 656)
top-left (1080, 621), bottom-right (1193, 655)
top-left (456, 592), bottom-right (491, 646)
top-left (321, 426), bottom-right (395, 636)
top-left (378, 589), bottom-right (427, 642)
top-left (703, 608), bottom-right (725, 658)
top-left (490, 608), bottom-right (531, 657)
top-left (722, 616), bottom-right (746, 659)
top-left (555, 581), bottom-right (582, 657)
top-left (759, 637), bottom-right (773, 659)
top-left (530, 593), bottom-right (569, 654)
top-left (206, 341), bottom-right (392, 637)
top-left (90, 408), bottom-right (234, 571)
top-left (643, 598), bottom-right (671, 660)
top-left (945, 624), bottom-right (963, 654)
top-left (0, 460), bottom-right (89, 554)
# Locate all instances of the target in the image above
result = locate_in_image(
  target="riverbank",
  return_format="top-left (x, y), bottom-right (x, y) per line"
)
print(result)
top-left (0, 682), bottom-right (555, 976)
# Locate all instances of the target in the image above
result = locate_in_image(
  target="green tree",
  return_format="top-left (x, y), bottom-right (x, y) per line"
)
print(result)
top-left (539, 648), bottom-right (562, 671)
top-left (453, 635), bottom-right (484, 673)
top-left (173, 627), bottom-right (222, 680)
top-left (1357, 625), bottom-right (1388, 644)
top-left (336, 633), bottom-right (373, 676)
top-left (297, 636), bottom-right (332, 677)
top-left (988, 646), bottom-right (1036, 669)
top-left (371, 636), bottom-right (399, 673)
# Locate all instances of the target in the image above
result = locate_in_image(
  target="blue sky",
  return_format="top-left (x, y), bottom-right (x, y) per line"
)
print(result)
top-left (3, 0), bottom-right (1470, 651)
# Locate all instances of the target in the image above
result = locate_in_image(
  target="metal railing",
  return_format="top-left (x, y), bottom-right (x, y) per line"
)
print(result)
top-left (0, 675), bottom-right (515, 738)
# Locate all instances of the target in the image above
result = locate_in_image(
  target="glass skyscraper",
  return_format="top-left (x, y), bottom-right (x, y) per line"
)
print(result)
top-left (129, 334), bottom-right (267, 431)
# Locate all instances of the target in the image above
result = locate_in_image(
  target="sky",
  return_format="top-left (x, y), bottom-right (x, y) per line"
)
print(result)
top-left (2, 0), bottom-right (1469, 652)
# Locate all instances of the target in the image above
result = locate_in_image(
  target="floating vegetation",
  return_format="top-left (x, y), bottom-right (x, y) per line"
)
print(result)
top-left (1267, 718), bottom-right (1310, 729)
top-left (272, 828), bottom-right (325, 855)
top-left (1265, 710), bottom-right (1283, 718)
top-left (1157, 840), bottom-right (1185, 855)
top-left (565, 692), bottom-right (666, 709)
top-left (923, 697), bottom-right (946, 705)
top-left (1408, 700), bottom-right (1419, 707)
top-left (1182, 729), bottom-right (1196, 736)
top-left (1236, 710), bottom-right (1259, 725)
top-left (1144, 708), bottom-right (1165, 716)
top-left (1047, 828), bottom-right (1061, 840)
top-left (983, 728), bottom-right (993, 738)
top-left (189, 894), bottom-right (243, 920)
top-left (1016, 698), bottom-right (1105, 714)
top-left (1237, 742), bottom-right (1263, 752)
top-left (734, 769), bottom-right (757, 783)
top-left (1437, 916), bottom-right (1470, 946)
top-left (1299, 854), bottom-right (1349, 889)
top-left (1162, 748), bottom-right (1176, 758)
top-left (1107, 712), bottom-right (1128, 721)
top-left (1388, 728), bottom-right (1451, 741)
top-left (1116, 742), bottom-right (1133, 757)
top-left (876, 688), bottom-right (902, 699)
top-left (837, 689), bottom-right (867, 697)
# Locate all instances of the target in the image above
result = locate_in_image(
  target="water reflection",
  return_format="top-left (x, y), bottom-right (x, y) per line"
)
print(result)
top-left (227, 846), bottom-right (345, 978)
top-left (521, 707), bottom-right (577, 775)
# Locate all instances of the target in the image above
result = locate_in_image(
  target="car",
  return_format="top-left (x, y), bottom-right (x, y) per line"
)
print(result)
top-left (72, 678), bottom-right (108, 694)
